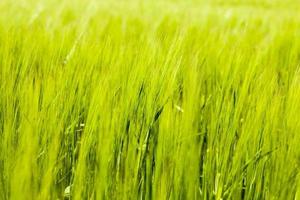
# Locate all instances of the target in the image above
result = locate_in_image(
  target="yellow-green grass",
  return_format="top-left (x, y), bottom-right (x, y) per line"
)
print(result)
top-left (0, 0), bottom-right (300, 199)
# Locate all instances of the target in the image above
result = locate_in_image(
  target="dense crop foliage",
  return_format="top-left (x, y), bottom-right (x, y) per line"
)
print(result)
top-left (1, 0), bottom-right (300, 199)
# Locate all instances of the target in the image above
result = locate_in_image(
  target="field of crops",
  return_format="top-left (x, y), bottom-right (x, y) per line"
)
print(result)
top-left (1, 0), bottom-right (300, 199)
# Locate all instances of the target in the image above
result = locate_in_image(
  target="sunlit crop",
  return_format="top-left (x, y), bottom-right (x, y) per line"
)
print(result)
top-left (0, 0), bottom-right (300, 199)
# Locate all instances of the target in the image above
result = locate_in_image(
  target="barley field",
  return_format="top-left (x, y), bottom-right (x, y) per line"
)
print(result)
top-left (0, 0), bottom-right (300, 199)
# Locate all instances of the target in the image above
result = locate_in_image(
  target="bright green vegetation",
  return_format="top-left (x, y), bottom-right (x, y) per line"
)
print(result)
top-left (1, 0), bottom-right (300, 199)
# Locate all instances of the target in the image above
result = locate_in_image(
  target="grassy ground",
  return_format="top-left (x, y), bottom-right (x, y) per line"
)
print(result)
top-left (1, 0), bottom-right (300, 199)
